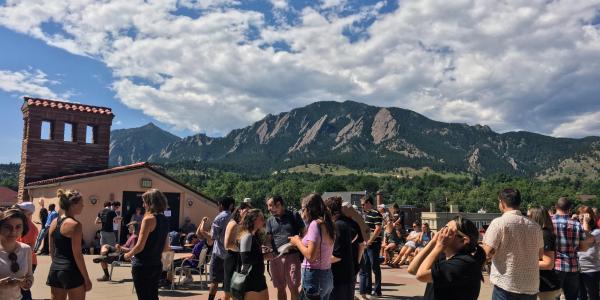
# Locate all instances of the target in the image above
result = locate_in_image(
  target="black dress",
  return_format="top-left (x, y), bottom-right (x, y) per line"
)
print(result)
top-left (46, 217), bottom-right (85, 289)
top-left (131, 213), bottom-right (168, 300)
top-left (239, 232), bottom-right (267, 292)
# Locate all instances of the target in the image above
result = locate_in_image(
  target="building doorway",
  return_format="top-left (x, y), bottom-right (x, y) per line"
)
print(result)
top-left (122, 191), bottom-right (181, 243)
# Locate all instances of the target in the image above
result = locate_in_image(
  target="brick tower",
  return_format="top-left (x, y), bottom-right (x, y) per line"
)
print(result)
top-left (18, 97), bottom-right (114, 200)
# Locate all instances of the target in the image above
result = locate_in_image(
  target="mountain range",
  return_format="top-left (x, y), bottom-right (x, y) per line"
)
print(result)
top-left (109, 101), bottom-right (600, 178)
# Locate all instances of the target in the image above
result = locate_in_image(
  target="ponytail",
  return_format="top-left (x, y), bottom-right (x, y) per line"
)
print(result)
top-left (322, 208), bottom-right (336, 241)
top-left (453, 215), bottom-right (486, 281)
top-left (56, 189), bottom-right (82, 211)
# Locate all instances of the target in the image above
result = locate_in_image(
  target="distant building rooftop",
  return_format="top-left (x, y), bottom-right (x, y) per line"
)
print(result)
top-left (322, 191), bottom-right (366, 207)
top-left (0, 187), bottom-right (18, 207)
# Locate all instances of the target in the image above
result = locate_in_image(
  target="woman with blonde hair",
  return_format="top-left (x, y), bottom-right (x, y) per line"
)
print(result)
top-left (223, 202), bottom-right (252, 298)
top-left (527, 206), bottom-right (561, 300)
top-left (0, 209), bottom-right (34, 300)
top-left (46, 189), bottom-right (92, 300)
top-left (382, 221), bottom-right (400, 265)
top-left (232, 208), bottom-right (268, 300)
top-left (124, 189), bottom-right (170, 300)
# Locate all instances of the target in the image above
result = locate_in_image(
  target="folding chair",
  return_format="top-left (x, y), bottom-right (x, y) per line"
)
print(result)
top-left (109, 254), bottom-right (132, 282)
top-left (162, 251), bottom-right (176, 291)
top-left (175, 247), bottom-right (209, 287)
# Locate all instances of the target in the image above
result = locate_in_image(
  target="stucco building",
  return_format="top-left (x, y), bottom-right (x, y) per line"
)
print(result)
top-left (18, 97), bottom-right (218, 245)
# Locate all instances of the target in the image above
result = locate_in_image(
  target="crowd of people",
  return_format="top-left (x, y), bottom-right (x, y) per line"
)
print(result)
top-left (0, 186), bottom-right (599, 300)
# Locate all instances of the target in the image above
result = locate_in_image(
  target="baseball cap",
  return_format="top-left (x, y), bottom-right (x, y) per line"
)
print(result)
top-left (186, 232), bottom-right (198, 243)
top-left (17, 202), bottom-right (35, 214)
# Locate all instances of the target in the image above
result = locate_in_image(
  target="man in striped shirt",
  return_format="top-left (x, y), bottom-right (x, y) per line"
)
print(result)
top-left (359, 195), bottom-right (383, 298)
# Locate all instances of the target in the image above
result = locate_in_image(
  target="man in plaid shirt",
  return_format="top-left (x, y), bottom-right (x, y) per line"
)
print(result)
top-left (552, 197), bottom-right (593, 300)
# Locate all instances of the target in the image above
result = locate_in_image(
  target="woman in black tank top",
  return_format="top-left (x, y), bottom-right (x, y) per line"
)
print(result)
top-left (47, 189), bottom-right (92, 300)
top-left (124, 189), bottom-right (169, 300)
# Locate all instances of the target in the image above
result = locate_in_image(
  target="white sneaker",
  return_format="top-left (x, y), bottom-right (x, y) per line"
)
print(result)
top-left (182, 276), bottom-right (193, 284)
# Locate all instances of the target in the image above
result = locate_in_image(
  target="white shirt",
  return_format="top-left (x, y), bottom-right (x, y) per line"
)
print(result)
top-left (483, 210), bottom-right (543, 295)
top-left (113, 210), bottom-right (121, 231)
top-left (0, 243), bottom-right (33, 300)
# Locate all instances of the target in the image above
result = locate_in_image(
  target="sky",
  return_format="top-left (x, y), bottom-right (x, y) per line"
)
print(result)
top-left (1, 0), bottom-right (599, 163)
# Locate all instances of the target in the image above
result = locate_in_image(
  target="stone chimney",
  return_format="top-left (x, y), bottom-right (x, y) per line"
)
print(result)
top-left (429, 202), bottom-right (436, 212)
top-left (376, 190), bottom-right (384, 206)
top-left (18, 97), bottom-right (114, 200)
top-left (449, 204), bottom-right (459, 213)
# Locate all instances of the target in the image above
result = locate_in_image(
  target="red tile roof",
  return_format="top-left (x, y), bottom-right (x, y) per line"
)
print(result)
top-left (25, 162), bottom-right (214, 203)
top-left (0, 187), bottom-right (18, 206)
top-left (23, 97), bottom-right (113, 115)
top-left (27, 162), bottom-right (148, 186)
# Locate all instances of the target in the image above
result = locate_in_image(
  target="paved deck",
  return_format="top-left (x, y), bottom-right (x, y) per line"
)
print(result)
top-left (30, 255), bottom-right (493, 299)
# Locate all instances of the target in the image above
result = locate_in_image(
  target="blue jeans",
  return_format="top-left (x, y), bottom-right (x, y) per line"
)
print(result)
top-left (359, 243), bottom-right (381, 295)
top-left (302, 268), bottom-right (333, 300)
top-left (492, 286), bottom-right (536, 300)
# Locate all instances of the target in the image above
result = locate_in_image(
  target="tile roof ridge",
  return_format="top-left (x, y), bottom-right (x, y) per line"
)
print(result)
top-left (23, 97), bottom-right (113, 115)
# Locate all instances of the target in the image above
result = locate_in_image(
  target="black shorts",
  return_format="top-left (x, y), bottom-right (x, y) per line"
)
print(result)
top-left (209, 254), bottom-right (225, 283)
top-left (47, 268), bottom-right (84, 290)
top-left (223, 250), bottom-right (240, 292)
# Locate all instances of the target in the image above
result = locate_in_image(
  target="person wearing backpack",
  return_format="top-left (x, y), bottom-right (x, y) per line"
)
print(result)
top-left (266, 195), bottom-right (306, 300)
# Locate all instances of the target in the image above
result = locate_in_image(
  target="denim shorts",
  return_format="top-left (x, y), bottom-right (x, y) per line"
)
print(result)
top-left (301, 268), bottom-right (333, 300)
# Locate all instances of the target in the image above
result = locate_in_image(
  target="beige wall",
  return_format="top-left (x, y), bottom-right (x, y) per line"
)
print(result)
top-left (26, 168), bottom-right (218, 246)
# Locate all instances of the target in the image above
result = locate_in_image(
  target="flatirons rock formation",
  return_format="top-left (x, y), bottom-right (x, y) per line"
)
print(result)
top-left (109, 101), bottom-right (600, 177)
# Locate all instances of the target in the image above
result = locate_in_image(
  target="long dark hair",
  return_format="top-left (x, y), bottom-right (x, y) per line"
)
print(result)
top-left (231, 202), bottom-right (252, 223)
top-left (528, 206), bottom-right (554, 232)
top-left (302, 193), bottom-right (335, 241)
top-left (240, 209), bottom-right (263, 234)
top-left (453, 216), bottom-right (486, 278)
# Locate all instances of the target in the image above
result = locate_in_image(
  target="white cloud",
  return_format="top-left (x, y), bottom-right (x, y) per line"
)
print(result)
top-left (0, 0), bottom-right (599, 137)
top-left (552, 111), bottom-right (600, 138)
top-left (0, 68), bottom-right (60, 99)
top-left (270, 0), bottom-right (288, 10)
top-left (320, 0), bottom-right (346, 9)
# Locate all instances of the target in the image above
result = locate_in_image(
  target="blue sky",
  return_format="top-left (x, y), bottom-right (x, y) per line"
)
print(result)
top-left (1, 0), bottom-right (600, 163)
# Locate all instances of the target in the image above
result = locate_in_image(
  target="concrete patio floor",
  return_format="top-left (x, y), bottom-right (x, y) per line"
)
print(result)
top-left (29, 255), bottom-right (494, 299)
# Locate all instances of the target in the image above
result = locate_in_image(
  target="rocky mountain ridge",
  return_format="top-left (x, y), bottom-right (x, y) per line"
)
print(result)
top-left (109, 101), bottom-right (600, 178)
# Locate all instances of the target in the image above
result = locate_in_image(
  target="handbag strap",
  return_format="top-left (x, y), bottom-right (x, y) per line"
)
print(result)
top-left (318, 221), bottom-right (322, 265)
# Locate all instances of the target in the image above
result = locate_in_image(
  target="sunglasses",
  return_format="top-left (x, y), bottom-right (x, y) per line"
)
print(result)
top-left (8, 252), bottom-right (19, 273)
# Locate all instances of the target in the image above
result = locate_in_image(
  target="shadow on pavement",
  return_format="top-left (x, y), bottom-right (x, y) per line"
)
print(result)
top-left (372, 297), bottom-right (423, 300)
top-left (381, 282), bottom-right (405, 287)
top-left (158, 290), bottom-right (205, 297)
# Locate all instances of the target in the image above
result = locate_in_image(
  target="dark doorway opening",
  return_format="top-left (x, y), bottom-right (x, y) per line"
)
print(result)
top-left (121, 191), bottom-right (181, 244)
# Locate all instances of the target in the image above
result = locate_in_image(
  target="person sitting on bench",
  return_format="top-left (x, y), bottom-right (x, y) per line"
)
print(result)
top-left (94, 221), bottom-right (139, 281)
